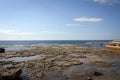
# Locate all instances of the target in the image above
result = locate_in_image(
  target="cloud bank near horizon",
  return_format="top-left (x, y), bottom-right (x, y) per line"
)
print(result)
top-left (0, 29), bottom-right (33, 35)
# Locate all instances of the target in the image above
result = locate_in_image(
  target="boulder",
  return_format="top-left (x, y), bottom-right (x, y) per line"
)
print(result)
top-left (0, 48), bottom-right (5, 53)
top-left (1, 67), bottom-right (22, 80)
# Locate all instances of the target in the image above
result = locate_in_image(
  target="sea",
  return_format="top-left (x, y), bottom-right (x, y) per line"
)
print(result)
top-left (0, 40), bottom-right (112, 51)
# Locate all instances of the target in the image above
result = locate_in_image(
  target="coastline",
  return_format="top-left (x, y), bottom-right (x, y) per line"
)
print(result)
top-left (0, 42), bottom-right (120, 80)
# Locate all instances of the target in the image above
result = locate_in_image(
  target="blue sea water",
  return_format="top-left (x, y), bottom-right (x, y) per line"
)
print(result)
top-left (0, 40), bottom-right (111, 45)
top-left (0, 40), bottom-right (111, 51)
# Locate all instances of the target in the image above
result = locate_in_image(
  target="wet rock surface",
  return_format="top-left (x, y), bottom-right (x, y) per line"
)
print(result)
top-left (0, 44), bottom-right (120, 80)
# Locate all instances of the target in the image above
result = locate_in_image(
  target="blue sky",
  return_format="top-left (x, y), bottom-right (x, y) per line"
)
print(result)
top-left (0, 0), bottom-right (120, 40)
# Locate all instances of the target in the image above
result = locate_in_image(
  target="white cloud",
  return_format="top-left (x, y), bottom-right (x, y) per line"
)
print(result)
top-left (0, 29), bottom-right (14, 34)
top-left (39, 31), bottom-right (67, 34)
top-left (87, 0), bottom-right (120, 4)
top-left (65, 24), bottom-right (81, 27)
top-left (73, 17), bottom-right (103, 22)
top-left (17, 32), bottom-right (33, 35)
top-left (0, 29), bottom-right (33, 35)
top-left (0, 29), bottom-right (68, 40)
top-left (0, 29), bottom-right (66, 36)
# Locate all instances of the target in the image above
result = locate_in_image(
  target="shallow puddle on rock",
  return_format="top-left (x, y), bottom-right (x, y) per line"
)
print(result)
top-left (40, 61), bottom-right (120, 80)
top-left (0, 55), bottom-right (44, 62)
top-left (4, 45), bottom-right (32, 51)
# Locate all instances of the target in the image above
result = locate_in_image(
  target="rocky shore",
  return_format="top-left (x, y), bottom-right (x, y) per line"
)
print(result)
top-left (0, 44), bottom-right (120, 80)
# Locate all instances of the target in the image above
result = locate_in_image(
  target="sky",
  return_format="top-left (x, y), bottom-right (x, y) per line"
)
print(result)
top-left (0, 0), bottom-right (120, 40)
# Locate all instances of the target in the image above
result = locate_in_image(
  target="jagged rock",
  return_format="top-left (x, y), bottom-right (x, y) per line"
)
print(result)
top-left (38, 72), bottom-right (44, 79)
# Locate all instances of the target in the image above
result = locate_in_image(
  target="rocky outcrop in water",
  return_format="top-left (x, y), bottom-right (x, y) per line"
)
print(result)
top-left (0, 48), bottom-right (5, 53)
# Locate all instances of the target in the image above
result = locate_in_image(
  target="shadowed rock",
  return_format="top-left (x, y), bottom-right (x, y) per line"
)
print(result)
top-left (0, 48), bottom-right (5, 53)
top-left (1, 67), bottom-right (22, 80)
top-left (93, 71), bottom-right (103, 76)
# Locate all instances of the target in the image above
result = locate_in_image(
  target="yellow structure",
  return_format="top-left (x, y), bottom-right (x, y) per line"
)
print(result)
top-left (106, 40), bottom-right (120, 52)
